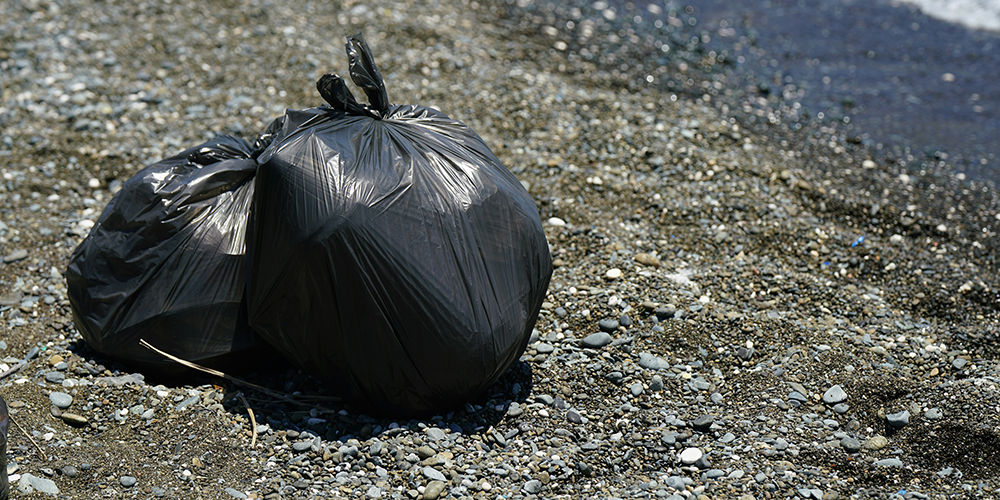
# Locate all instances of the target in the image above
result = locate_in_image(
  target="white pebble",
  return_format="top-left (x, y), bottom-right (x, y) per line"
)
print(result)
top-left (608, 295), bottom-right (620, 306)
top-left (546, 217), bottom-right (566, 226)
top-left (88, 178), bottom-right (101, 188)
top-left (862, 159), bottom-right (876, 169)
top-left (605, 268), bottom-right (623, 279)
top-left (936, 224), bottom-right (947, 233)
top-left (679, 447), bottom-right (703, 464)
top-left (889, 234), bottom-right (903, 244)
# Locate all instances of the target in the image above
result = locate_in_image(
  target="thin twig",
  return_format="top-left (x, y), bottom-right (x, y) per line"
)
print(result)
top-left (236, 392), bottom-right (258, 449)
top-left (0, 362), bottom-right (24, 381)
top-left (11, 416), bottom-right (47, 462)
top-left (138, 339), bottom-right (341, 412)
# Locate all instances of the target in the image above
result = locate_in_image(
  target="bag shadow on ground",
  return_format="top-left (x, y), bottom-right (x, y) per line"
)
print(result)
top-left (64, 337), bottom-right (534, 444)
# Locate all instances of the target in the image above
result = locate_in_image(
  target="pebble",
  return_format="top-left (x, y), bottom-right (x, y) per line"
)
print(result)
top-left (630, 382), bottom-right (644, 396)
top-left (422, 467), bottom-right (446, 482)
top-left (649, 375), bottom-right (664, 392)
top-left (864, 435), bottom-right (889, 450)
top-left (679, 447), bottom-right (703, 464)
top-left (605, 268), bottom-right (622, 280)
top-left (18, 473), bottom-right (60, 495)
top-left (48, 392), bottom-right (72, 409)
top-left (840, 436), bottom-right (861, 453)
top-left (692, 415), bottom-right (714, 432)
top-left (423, 481), bottom-right (447, 500)
top-left (822, 385), bottom-right (847, 404)
top-left (120, 476), bottom-right (137, 488)
top-left (3, 249), bottom-right (28, 263)
top-left (875, 458), bottom-right (904, 467)
top-left (225, 487), bottom-right (248, 499)
top-left (522, 479), bottom-right (543, 494)
top-left (886, 410), bottom-right (910, 429)
top-left (582, 331), bottom-right (613, 347)
top-left (925, 407), bottom-right (943, 420)
top-left (638, 352), bottom-right (671, 370)
top-left (60, 412), bottom-right (89, 427)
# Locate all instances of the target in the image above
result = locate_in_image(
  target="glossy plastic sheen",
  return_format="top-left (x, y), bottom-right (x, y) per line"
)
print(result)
top-left (66, 136), bottom-right (259, 367)
top-left (246, 36), bottom-right (552, 416)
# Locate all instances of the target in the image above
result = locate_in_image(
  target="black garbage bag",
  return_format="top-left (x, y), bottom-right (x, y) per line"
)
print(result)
top-left (66, 135), bottom-right (262, 369)
top-left (246, 34), bottom-right (552, 416)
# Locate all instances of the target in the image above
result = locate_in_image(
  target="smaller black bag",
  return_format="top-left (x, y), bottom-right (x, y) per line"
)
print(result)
top-left (246, 34), bottom-right (552, 416)
top-left (66, 135), bottom-right (260, 368)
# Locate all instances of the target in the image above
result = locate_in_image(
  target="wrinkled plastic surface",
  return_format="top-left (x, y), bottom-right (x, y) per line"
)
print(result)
top-left (66, 136), bottom-right (259, 368)
top-left (247, 34), bottom-right (552, 416)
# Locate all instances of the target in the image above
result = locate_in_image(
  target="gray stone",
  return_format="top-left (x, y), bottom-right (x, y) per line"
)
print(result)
top-left (534, 394), bottom-right (554, 405)
top-left (426, 427), bottom-right (446, 441)
top-left (48, 392), bottom-right (72, 409)
top-left (630, 382), bottom-right (644, 396)
top-left (120, 476), bottom-right (137, 487)
top-left (654, 306), bottom-right (676, 320)
top-left (18, 473), bottom-right (60, 494)
top-left (886, 410), bottom-right (910, 429)
top-left (840, 436), bottom-right (861, 453)
top-left (925, 407), bottom-right (943, 420)
top-left (875, 458), bottom-right (904, 467)
top-left (692, 415), bottom-right (714, 432)
top-left (522, 479), bottom-right (543, 494)
top-left (535, 343), bottom-right (554, 354)
top-left (638, 352), bottom-right (670, 370)
top-left (506, 402), bottom-right (522, 417)
top-left (702, 469), bottom-right (725, 479)
top-left (952, 358), bottom-right (968, 370)
top-left (174, 395), bottom-right (199, 412)
top-left (225, 487), bottom-right (248, 499)
top-left (618, 314), bottom-right (632, 328)
top-left (567, 409), bottom-right (582, 424)
top-left (665, 475), bottom-right (686, 489)
top-left (598, 319), bottom-right (619, 332)
top-left (649, 375), bottom-right (664, 392)
top-left (3, 249), bottom-right (28, 263)
top-left (422, 467), bottom-right (446, 482)
top-left (822, 385), bottom-right (847, 404)
top-left (581, 332), bottom-right (612, 348)
top-left (44, 371), bottom-right (65, 383)
top-left (605, 371), bottom-right (624, 385)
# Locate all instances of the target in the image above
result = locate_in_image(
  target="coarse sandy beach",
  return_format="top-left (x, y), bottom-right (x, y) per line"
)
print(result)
top-left (1, 0), bottom-right (999, 498)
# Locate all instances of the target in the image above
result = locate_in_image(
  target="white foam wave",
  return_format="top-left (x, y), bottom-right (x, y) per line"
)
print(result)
top-left (896, 0), bottom-right (1000, 32)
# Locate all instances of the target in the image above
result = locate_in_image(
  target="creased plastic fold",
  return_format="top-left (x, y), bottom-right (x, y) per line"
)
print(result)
top-left (67, 135), bottom-right (260, 368)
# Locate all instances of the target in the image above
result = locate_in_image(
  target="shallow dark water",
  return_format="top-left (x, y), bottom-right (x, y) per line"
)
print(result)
top-left (640, 0), bottom-right (1000, 183)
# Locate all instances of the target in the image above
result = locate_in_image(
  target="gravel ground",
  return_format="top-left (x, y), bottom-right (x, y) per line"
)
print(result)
top-left (3, 0), bottom-right (1000, 499)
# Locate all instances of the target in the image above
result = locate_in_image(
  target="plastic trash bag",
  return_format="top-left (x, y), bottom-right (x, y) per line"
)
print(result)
top-left (66, 135), bottom-right (262, 369)
top-left (247, 34), bottom-right (552, 416)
